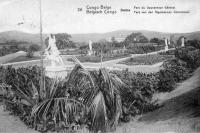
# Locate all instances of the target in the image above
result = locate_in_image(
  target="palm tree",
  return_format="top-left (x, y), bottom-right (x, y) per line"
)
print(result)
top-left (5, 59), bottom-right (131, 132)
top-left (66, 62), bottom-right (130, 132)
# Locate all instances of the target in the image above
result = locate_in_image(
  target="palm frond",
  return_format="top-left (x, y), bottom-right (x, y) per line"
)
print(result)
top-left (110, 74), bottom-right (131, 96)
top-left (31, 81), bottom-right (39, 103)
top-left (13, 85), bottom-right (36, 106)
top-left (49, 79), bottom-right (58, 98)
top-left (67, 58), bottom-right (95, 88)
top-left (99, 68), bottom-right (115, 102)
top-left (89, 92), bottom-right (108, 132)
top-left (32, 98), bottom-right (84, 125)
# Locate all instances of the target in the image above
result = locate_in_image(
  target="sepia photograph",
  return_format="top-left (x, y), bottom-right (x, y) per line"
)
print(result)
top-left (0, 0), bottom-right (200, 133)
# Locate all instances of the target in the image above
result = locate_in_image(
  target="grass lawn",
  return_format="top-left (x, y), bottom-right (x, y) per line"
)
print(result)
top-left (159, 49), bottom-right (176, 55)
top-left (7, 55), bottom-right (41, 63)
top-left (60, 49), bottom-right (81, 55)
top-left (119, 54), bottom-right (174, 65)
top-left (68, 54), bottom-right (131, 63)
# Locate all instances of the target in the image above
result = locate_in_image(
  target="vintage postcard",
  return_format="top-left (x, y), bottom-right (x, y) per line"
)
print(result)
top-left (0, 0), bottom-right (200, 133)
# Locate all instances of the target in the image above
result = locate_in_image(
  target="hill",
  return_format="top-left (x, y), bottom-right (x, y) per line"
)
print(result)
top-left (0, 31), bottom-right (48, 44)
top-left (71, 30), bottom-right (200, 43)
top-left (0, 31), bottom-right (37, 44)
top-left (0, 30), bottom-right (200, 45)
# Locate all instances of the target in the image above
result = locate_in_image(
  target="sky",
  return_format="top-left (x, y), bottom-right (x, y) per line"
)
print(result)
top-left (0, 0), bottom-right (200, 34)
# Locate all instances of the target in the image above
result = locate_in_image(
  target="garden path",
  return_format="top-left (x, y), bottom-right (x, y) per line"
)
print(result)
top-left (1, 49), bottom-right (173, 73)
top-left (0, 105), bottom-right (38, 133)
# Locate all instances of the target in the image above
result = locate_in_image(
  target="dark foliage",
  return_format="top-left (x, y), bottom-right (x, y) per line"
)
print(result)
top-left (54, 33), bottom-right (76, 49)
top-left (1, 41), bottom-right (200, 133)
top-left (157, 59), bottom-right (190, 92)
top-left (112, 69), bottom-right (159, 116)
top-left (124, 32), bottom-right (149, 45)
top-left (119, 54), bottom-right (173, 65)
top-left (26, 44), bottom-right (40, 58)
top-left (175, 47), bottom-right (200, 70)
top-left (150, 38), bottom-right (165, 46)
top-left (157, 45), bottom-right (200, 92)
top-left (126, 45), bottom-right (163, 54)
top-left (1, 65), bottom-right (160, 132)
top-left (0, 45), bottom-right (27, 56)
top-left (186, 40), bottom-right (200, 49)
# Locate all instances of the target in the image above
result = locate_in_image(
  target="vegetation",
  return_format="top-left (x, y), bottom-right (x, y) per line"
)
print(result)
top-left (79, 33), bottom-right (163, 56)
top-left (54, 33), bottom-right (76, 49)
top-left (150, 38), bottom-right (164, 45)
top-left (126, 44), bottom-right (163, 54)
top-left (68, 55), bottom-right (101, 63)
top-left (79, 40), bottom-right (126, 56)
top-left (175, 47), bottom-right (200, 70)
top-left (44, 33), bottom-right (76, 50)
top-left (7, 55), bottom-right (40, 63)
top-left (26, 44), bottom-right (41, 58)
top-left (124, 32), bottom-right (149, 45)
top-left (159, 49), bottom-right (176, 55)
top-left (157, 59), bottom-right (190, 92)
top-left (157, 40), bottom-right (200, 92)
top-left (1, 61), bottom-right (164, 132)
top-left (68, 53), bottom-right (130, 63)
top-left (1, 38), bottom-right (200, 133)
top-left (119, 54), bottom-right (174, 65)
top-left (0, 64), bottom-right (133, 132)
top-left (0, 40), bottom-right (29, 56)
top-left (60, 49), bottom-right (81, 55)
top-left (186, 40), bottom-right (200, 49)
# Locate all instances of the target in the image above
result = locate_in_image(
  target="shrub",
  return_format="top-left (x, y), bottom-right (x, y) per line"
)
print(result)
top-left (127, 45), bottom-right (163, 54)
top-left (175, 46), bottom-right (200, 70)
top-left (1, 64), bottom-right (133, 132)
top-left (157, 59), bottom-right (190, 92)
top-left (112, 69), bottom-right (159, 116)
top-left (187, 40), bottom-right (200, 49)
top-left (124, 32), bottom-right (149, 44)
top-left (26, 51), bottom-right (34, 58)
top-left (156, 45), bottom-right (200, 92)
top-left (29, 44), bottom-right (41, 52)
top-left (27, 44), bottom-right (40, 58)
